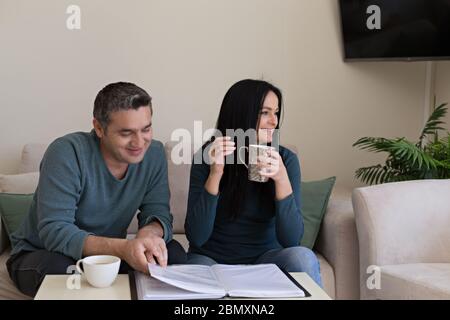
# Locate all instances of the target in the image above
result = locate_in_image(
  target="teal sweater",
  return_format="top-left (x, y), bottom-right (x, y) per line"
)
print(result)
top-left (185, 145), bottom-right (303, 264)
top-left (11, 131), bottom-right (173, 260)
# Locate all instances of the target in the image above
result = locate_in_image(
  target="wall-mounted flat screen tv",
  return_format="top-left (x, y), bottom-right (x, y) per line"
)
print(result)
top-left (339, 0), bottom-right (450, 61)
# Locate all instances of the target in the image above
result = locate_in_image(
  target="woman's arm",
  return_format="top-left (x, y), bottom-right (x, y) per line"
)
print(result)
top-left (184, 162), bottom-right (219, 248)
top-left (259, 150), bottom-right (303, 247)
top-left (273, 173), bottom-right (293, 201)
top-left (184, 138), bottom-right (235, 247)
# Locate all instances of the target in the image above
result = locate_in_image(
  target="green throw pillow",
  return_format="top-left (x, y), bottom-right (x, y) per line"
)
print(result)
top-left (0, 193), bottom-right (34, 240)
top-left (300, 177), bottom-right (336, 249)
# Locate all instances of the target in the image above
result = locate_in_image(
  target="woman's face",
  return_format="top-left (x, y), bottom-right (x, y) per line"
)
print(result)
top-left (257, 90), bottom-right (279, 143)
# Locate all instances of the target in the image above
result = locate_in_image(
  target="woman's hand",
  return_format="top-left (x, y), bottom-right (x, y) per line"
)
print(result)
top-left (205, 137), bottom-right (235, 195)
top-left (257, 149), bottom-right (288, 182)
top-left (258, 150), bottom-right (292, 200)
top-left (208, 136), bottom-right (236, 176)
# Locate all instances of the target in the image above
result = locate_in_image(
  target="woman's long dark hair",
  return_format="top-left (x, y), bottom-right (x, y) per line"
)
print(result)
top-left (207, 79), bottom-right (283, 219)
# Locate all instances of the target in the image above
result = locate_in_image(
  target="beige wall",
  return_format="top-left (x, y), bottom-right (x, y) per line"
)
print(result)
top-left (0, 0), bottom-right (437, 189)
top-left (436, 62), bottom-right (450, 132)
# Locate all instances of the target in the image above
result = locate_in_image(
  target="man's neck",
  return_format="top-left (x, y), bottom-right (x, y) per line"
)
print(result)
top-left (99, 143), bottom-right (128, 180)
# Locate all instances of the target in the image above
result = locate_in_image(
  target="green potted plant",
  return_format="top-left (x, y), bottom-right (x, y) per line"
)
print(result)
top-left (353, 103), bottom-right (450, 185)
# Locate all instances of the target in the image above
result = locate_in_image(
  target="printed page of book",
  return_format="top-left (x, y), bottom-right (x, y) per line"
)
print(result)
top-left (135, 272), bottom-right (224, 300)
top-left (148, 264), bottom-right (226, 296)
top-left (211, 264), bottom-right (305, 298)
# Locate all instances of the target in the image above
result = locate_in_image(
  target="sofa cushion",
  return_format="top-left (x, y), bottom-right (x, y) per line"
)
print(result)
top-left (18, 144), bottom-right (48, 174)
top-left (376, 263), bottom-right (450, 300)
top-left (0, 193), bottom-right (33, 240)
top-left (300, 177), bottom-right (336, 249)
top-left (165, 142), bottom-right (193, 233)
top-left (0, 172), bottom-right (39, 194)
top-left (0, 172), bottom-right (39, 250)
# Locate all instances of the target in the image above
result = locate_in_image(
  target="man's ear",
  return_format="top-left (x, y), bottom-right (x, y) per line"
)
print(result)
top-left (93, 118), bottom-right (105, 138)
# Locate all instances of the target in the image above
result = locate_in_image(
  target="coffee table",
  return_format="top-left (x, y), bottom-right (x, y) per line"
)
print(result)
top-left (34, 272), bottom-right (331, 300)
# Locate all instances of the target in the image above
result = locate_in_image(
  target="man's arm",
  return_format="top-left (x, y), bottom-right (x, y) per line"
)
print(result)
top-left (36, 138), bottom-right (92, 260)
top-left (82, 220), bottom-right (167, 274)
top-left (82, 236), bottom-right (126, 259)
top-left (136, 220), bottom-right (164, 239)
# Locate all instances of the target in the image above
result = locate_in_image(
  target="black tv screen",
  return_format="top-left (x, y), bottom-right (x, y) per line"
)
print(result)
top-left (339, 0), bottom-right (450, 61)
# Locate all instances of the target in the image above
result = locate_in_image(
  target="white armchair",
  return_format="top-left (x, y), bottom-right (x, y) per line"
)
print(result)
top-left (352, 179), bottom-right (450, 299)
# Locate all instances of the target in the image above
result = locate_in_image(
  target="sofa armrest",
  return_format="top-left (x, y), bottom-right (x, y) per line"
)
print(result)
top-left (314, 194), bottom-right (360, 300)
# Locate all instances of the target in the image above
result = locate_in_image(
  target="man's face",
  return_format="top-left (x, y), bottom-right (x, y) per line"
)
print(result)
top-left (94, 106), bottom-right (153, 165)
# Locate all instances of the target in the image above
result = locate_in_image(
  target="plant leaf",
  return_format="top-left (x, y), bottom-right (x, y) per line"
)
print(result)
top-left (418, 103), bottom-right (448, 146)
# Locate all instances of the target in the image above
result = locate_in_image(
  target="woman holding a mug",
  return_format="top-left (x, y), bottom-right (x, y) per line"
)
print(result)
top-left (184, 79), bottom-right (322, 286)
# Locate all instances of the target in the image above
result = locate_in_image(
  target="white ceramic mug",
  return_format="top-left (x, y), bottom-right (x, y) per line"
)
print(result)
top-left (238, 144), bottom-right (275, 182)
top-left (75, 255), bottom-right (121, 288)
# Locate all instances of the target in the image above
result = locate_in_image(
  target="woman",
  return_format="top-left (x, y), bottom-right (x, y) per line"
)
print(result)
top-left (184, 79), bottom-right (322, 286)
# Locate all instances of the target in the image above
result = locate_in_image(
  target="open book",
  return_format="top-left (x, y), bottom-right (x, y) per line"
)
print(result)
top-left (135, 263), bottom-right (307, 300)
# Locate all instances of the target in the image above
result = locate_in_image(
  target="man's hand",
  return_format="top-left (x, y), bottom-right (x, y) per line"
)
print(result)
top-left (121, 235), bottom-right (168, 274)
top-left (83, 221), bottom-right (167, 274)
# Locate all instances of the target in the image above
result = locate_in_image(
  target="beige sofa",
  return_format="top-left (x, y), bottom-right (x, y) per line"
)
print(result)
top-left (353, 179), bottom-right (450, 300)
top-left (0, 142), bottom-right (359, 300)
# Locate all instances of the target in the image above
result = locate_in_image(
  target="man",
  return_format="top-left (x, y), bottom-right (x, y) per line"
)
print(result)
top-left (7, 82), bottom-right (186, 297)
